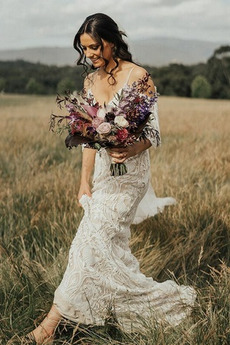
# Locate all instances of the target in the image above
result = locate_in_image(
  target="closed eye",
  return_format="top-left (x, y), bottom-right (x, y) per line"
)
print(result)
top-left (81, 45), bottom-right (100, 51)
top-left (91, 45), bottom-right (100, 50)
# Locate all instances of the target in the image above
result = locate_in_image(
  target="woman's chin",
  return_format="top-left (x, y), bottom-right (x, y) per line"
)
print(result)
top-left (91, 59), bottom-right (100, 66)
top-left (91, 59), bottom-right (105, 68)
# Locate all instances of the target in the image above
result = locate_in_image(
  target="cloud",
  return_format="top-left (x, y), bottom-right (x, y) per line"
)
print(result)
top-left (0, 0), bottom-right (229, 49)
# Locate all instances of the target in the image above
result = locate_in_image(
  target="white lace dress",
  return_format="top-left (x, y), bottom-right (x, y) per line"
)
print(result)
top-left (53, 93), bottom-right (196, 332)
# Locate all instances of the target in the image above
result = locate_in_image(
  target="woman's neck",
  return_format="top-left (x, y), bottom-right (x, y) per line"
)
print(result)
top-left (103, 58), bottom-right (122, 74)
top-left (99, 59), bottom-right (129, 79)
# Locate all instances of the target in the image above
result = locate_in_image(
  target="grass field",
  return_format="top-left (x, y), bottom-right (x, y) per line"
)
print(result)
top-left (0, 94), bottom-right (229, 344)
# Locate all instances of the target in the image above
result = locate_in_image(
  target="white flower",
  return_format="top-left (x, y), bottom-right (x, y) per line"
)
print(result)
top-left (97, 108), bottom-right (106, 120)
top-left (114, 115), bottom-right (129, 128)
top-left (96, 122), bottom-right (112, 135)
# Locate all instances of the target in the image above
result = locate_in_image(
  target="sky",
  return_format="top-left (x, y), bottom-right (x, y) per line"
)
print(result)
top-left (0, 0), bottom-right (229, 50)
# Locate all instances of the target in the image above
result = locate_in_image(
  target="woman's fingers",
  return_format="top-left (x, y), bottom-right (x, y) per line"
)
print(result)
top-left (108, 146), bottom-right (135, 162)
top-left (110, 156), bottom-right (127, 162)
top-left (109, 151), bottom-right (128, 158)
top-left (77, 193), bottom-right (91, 207)
top-left (111, 158), bottom-right (126, 163)
top-left (78, 192), bottom-right (92, 201)
top-left (111, 156), bottom-right (127, 163)
top-left (77, 188), bottom-right (92, 207)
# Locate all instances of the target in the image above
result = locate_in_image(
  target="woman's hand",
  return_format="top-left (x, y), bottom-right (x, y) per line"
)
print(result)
top-left (108, 140), bottom-right (152, 163)
top-left (108, 145), bottom-right (137, 163)
top-left (77, 182), bottom-right (92, 206)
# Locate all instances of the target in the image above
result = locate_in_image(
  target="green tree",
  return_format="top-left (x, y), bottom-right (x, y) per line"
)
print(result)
top-left (0, 77), bottom-right (6, 91)
top-left (57, 78), bottom-right (76, 94)
top-left (25, 77), bottom-right (45, 94)
top-left (206, 45), bottom-right (230, 99)
top-left (191, 75), bottom-right (212, 98)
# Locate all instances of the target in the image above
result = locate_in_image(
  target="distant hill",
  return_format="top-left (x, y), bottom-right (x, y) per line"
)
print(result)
top-left (130, 37), bottom-right (225, 66)
top-left (0, 37), bottom-right (226, 67)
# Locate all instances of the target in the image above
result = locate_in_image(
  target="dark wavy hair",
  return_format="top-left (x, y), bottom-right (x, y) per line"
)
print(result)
top-left (73, 13), bottom-right (134, 84)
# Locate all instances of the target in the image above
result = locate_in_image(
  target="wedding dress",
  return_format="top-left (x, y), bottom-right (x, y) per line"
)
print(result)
top-left (53, 77), bottom-right (196, 332)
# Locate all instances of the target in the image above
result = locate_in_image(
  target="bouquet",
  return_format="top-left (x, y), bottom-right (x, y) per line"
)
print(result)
top-left (50, 73), bottom-right (158, 176)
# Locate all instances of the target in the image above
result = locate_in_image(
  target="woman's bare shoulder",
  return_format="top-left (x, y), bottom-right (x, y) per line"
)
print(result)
top-left (84, 71), bottom-right (97, 90)
top-left (131, 65), bottom-right (149, 78)
top-left (129, 65), bottom-right (155, 91)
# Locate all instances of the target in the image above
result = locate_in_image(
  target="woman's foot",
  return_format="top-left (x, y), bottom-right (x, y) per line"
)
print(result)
top-left (27, 305), bottom-right (61, 344)
top-left (21, 333), bottom-right (36, 344)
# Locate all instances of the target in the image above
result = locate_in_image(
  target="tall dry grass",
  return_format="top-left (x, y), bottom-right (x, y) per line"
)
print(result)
top-left (0, 94), bottom-right (229, 344)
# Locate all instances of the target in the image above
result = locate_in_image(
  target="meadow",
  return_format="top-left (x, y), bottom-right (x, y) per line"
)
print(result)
top-left (0, 94), bottom-right (229, 344)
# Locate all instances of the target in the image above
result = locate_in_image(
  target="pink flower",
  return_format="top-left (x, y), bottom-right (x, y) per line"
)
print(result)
top-left (81, 104), bottom-right (98, 117)
top-left (96, 122), bottom-right (112, 135)
top-left (92, 117), bottom-right (103, 128)
top-left (66, 104), bottom-right (75, 112)
top-left (117, 128), bottom-right (129, 141)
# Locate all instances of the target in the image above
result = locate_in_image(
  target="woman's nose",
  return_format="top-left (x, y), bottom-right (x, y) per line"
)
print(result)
top-left (85, 49), bottom-right (93, 58)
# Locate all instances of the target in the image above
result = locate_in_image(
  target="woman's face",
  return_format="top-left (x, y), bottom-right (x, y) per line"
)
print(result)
top-left (80, 33), bottom-right (114, 68)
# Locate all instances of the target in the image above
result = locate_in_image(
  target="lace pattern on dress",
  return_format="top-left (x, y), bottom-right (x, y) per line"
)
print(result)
top-left (142, 102), bottom-right (161, 148)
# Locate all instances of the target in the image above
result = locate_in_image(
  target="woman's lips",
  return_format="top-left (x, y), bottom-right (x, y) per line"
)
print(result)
top-left (91, 57), bottom-right (100, 64)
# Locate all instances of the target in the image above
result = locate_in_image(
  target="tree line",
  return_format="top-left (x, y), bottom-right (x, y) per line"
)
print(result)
top-left (0, 45), bottom-right (229, 99)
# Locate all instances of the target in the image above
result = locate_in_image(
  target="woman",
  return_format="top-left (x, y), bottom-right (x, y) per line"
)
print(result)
top-left (25, 13), bottom-right (196, 344)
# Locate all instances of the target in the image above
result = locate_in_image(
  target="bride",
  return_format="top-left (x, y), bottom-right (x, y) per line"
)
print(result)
top-left (25, 13), bottom-right (196, 344)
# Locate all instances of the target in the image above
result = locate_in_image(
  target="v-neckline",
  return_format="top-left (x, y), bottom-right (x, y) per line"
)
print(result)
top-left (88, 66), bottom-right (135, 106)
top-left (88, 86), bottom-right (125, 107)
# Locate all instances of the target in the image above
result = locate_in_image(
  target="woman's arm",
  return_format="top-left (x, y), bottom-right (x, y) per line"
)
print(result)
top-left (78, 148), bottom-right (96, 203)
top-left (109, 67), bottom-right (157, 163)
top-left (108, 140), bottom-right (151, 163)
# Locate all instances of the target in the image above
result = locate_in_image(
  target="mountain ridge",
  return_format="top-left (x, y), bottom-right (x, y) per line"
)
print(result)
top-left (0, 37), bottom-right (225, 67)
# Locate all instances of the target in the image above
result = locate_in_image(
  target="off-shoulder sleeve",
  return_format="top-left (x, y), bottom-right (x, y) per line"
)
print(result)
top-left (142, 101), bottom-right (161, 148)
